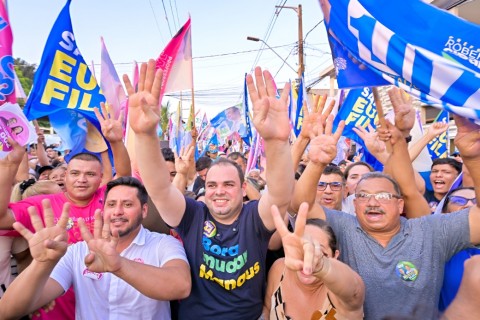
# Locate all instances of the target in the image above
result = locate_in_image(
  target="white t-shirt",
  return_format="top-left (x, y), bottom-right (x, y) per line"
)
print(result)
top-left (51, 227), bottom-right (188, 320)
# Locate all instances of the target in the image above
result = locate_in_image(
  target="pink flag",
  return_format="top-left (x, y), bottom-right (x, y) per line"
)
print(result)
top-left (156, 17), bottom-right (193, 102)
top-left (100, 37), bottom-right (127, 120)
top-left (0, 1), bottom-right (16, 104)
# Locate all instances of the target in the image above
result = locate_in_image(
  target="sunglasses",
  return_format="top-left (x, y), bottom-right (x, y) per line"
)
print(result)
top-left (448, 195), bottom-right (477, 206)
top-left (317, 181), bottom-right (344, 191)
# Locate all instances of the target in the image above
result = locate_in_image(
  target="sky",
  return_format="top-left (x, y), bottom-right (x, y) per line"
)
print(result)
top-left (7, 0), bottom-right (331, 117)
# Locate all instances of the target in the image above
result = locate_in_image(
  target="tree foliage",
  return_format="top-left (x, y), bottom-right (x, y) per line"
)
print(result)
top-left (14, 58), bottom-right (37, 106)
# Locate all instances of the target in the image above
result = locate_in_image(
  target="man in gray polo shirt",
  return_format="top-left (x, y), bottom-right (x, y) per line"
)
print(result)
top-left (292, 114), bottom-right (480, 319)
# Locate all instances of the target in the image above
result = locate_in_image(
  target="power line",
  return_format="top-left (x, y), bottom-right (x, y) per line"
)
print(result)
top-left (168, 0), bottom-right (178, 31)
top-left (304, 19), bottom-right (324, 42)
top-left (172, 0), bottom-right (181, 27)
top-left (160, 0), bottom-right (173, 37)
top-left (88, 43), bottom-right (297, 67)
top-left (147, 0), bottom-right (166, 43)
top-left (249, 0), bottom-right (288, 73)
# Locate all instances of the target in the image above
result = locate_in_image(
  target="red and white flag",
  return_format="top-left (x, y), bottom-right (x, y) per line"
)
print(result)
top-left (156, 17), bottom-right (193, 102)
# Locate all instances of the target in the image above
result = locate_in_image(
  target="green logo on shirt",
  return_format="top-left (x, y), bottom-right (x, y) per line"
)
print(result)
top-left (395, 261), bottom-right (419, 281)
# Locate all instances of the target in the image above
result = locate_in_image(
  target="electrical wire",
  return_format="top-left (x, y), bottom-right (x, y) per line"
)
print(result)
top-left (168, 0), bottom-right (178, 31)
top-left (147, 0), bottom-right (166, 43)
top-left (160, 0), bottom-right (173, 37)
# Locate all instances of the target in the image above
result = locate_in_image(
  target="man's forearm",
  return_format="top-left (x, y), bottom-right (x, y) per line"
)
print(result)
top-left (291, 162), bottom-right (325, 212)
top-left (264, 140), bottom-right (294, 210)
top-left (0, 163), bottom-right (20, 227)
top-left (0, 260), bottom-right (57, 318)
top-left (110, 140), bottom-right (132, 177)
top-left (114, 258), bottom-right (191, 300)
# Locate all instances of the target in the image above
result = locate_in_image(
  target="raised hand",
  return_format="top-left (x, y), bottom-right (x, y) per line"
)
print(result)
top-left (453, 115), bottom-right (480, 161)
top-left (123, 59), bottom-right (163, 135)
top-left (94, 102), bottom-right (125, 143)
top-left (174, 145), bottom-right (194, 176)
top-left (426, 122), bottom-right (449, 139)
top-left (376, 120), bottom-right (405, 146)
top-left (271, 202), bottom-right (327, 276)
top-left (79, 210), bottom-right (121, 273)
top-left (246, 67), bottom-right (291, 142)
top-left (299, 95), bottom-right (336, 140)
top-left (13, 199), bottom-right (69, 263)
top-left (307, 114), bottom-right (344, 166)
top-left (388, 87), bottom-right (415, 136)
top-left (0, 137), bottom-right (26, 167)
top-left (353, 124), bottom-right (388, 161)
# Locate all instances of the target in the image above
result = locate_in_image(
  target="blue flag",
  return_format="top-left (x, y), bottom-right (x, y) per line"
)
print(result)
top-left (242, 74), bottom-right (253, 146)
top-left (427, 110), bottom-right (449, 160)
top-left (321, 0), bottom-right (480, 120)
top-left (293, 76), bottom-right (305, 137)
top-left (23, 0), bottom-right (107, 159)
top-left (332, 87), bottom-right (383, 171)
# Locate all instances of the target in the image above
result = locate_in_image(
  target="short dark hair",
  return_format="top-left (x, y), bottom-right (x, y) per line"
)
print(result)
top-left (196, 156), bottom-right (212, 172)
top-left (306, 219), bottom-right (338, 253)
top-left (105, 176), bottom-right (148, 206)
top-left (69, 152), bottom-right (101, 164)
top-left (357, 172), bottom-right (402, 196)
top-left (338, 160), bottom-right (348, 167)
top-left (37, 165), bottom-right (54, 176)
top-left (344, 161), bottom-right (374, 180)
top-left (322, 165), bottom-right (345, 182)
top-left (227, 152), bottom-right (246, 165)
top-left (431, 158), bottom-right (462, 175)
top-left (208, 158), bottom-right (245, 184)
top-left (161, 148), bottom-right (175, 163)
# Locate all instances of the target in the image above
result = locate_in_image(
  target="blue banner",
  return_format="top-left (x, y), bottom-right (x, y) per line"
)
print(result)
top-left (210, 105), bottom-right (246, 143)
top-left (23, 0), bottom-right (107, 157)
top-left (321, 0), bottom-right (480, 119)
top-left (427, 110), bottom-right (449, 160)
top-left (242, 74), bottom-right (253, 146)
top-left (293, 76), bottom-right (305, 137)
top-left (333, 87), bottom-right (383, 171)
top-left (327, 32), bottom-right (388, 88)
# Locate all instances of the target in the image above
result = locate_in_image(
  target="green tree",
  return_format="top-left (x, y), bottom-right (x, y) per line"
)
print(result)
top-left (14, 58), bottom-right (37, 107)
top-left (160, 101), bottom-right (170, 140)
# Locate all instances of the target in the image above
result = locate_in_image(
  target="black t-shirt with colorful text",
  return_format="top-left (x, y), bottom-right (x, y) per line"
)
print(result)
top-left (176, 198), bottom-right (273, 320)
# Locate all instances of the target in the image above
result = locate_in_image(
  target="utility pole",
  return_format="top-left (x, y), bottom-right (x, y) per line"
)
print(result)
top-left (275, 4), bottom-right (304, 79)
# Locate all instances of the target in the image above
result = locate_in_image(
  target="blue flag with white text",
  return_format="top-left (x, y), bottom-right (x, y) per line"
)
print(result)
top-left (320, 0), bottom-right (480, 120)
top-left (332, 87), bottom-right (383, 171)
top-left (23, 0), bottom-right (107, 160)
top-left (427, 110), bottom-right (449, 160)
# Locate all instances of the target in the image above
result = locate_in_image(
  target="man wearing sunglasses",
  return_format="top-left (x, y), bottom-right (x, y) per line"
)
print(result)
top-left (315, 165), bottom-right (345, 211)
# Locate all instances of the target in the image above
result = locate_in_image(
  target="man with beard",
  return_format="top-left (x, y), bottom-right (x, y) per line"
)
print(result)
top-left (0, 103), bottom-right (131, 319)
top-left (0, 176), bottom-right (191, 319)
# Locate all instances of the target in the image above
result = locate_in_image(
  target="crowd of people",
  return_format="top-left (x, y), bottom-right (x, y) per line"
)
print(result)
top-left (0, 59), bottom-right (478, 320)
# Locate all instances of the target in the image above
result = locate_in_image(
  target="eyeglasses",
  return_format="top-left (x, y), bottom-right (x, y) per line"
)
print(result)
top-left (448, 195), bottom-right (477, 206)
top-left (355, 192), bottom-right (401, 203)
top-left (317, 182), bottom-right (344, 191)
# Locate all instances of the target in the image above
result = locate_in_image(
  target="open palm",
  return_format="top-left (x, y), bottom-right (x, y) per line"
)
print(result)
top-left (123, 59), bottom-right (163, 135)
